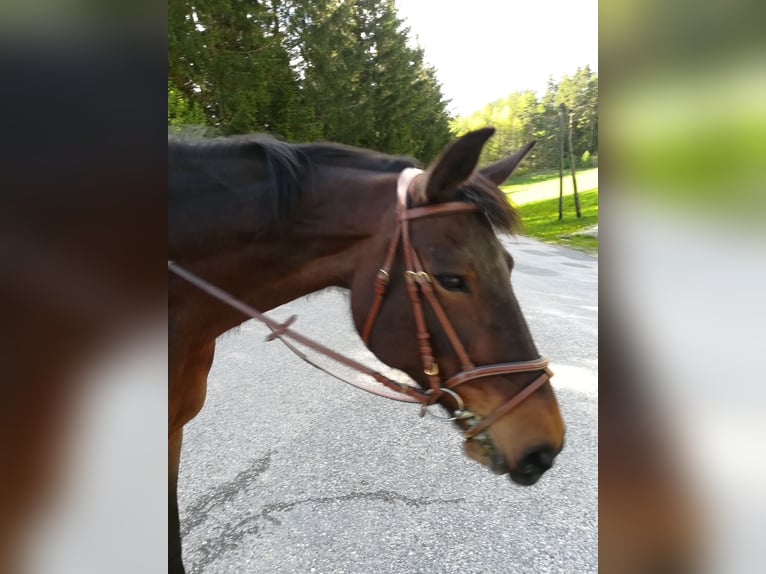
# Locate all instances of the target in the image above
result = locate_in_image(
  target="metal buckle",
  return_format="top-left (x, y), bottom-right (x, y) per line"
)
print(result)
top-left (424, 362), bottom-right (439, 376)
top-left (405, 270), bottom-right (432, 284)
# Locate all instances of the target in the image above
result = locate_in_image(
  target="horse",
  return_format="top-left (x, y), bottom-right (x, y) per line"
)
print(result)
top-left (168, 127), bottom-right (565, 573)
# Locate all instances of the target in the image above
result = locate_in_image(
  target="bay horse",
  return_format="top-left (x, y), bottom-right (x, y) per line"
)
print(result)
top-left (168, 127), bottom-right (565, 573)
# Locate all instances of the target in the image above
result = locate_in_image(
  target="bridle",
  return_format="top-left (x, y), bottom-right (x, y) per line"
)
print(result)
top-left (168, 167), bottom-right (553, 443)
top-left (360, 168), bottom-right (553, 439)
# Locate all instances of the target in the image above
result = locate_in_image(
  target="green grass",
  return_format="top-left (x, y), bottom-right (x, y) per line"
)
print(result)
top-left (513, 189), bottom-right (599, 254)
top-left (502, 167), bottom-right (598, 205)
top-left (499, 168), bottom-right (599, 254)
top-left (504, 169), bottom-right (567, 186)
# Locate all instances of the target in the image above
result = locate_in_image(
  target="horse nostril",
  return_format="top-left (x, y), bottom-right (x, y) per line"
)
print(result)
top-left (518, 445), bottom-right (556, 475)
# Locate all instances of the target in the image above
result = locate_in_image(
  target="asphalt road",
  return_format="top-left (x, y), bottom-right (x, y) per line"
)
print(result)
top-left (178, 235), bottom-right (598, 574)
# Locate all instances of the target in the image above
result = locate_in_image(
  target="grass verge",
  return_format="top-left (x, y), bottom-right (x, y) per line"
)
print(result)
top-left (502, 168), bottom-right (598, 205)
top-left (512, 189), bottom-right (599, 254)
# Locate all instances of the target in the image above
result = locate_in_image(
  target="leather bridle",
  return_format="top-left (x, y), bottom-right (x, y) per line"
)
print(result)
top-left (168, 167), bottom-right (553, 442)
top-left (360, 168), bottom-right (553, 439)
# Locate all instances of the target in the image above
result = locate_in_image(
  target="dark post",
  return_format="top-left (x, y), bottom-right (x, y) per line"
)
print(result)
top-left (558, 103), bottom-right (565, 220)
top-left (568, 110), bottom-right (581, 217)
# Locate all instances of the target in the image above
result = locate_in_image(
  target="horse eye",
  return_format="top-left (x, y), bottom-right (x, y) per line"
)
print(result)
top-left (435, 274), bottom-right (468, 292)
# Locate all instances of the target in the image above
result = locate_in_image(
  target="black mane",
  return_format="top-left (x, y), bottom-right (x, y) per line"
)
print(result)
top-left (168, 133), bottom-right (519, 235)
top-left (168, 134), bottom-right (417, 229)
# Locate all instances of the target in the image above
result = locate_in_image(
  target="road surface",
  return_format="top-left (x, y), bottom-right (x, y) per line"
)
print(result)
top-left (179, 235), bottom-right (597, 573)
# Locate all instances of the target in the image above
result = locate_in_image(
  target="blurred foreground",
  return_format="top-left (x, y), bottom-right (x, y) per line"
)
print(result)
top-left (601, 0), bottom-right (766, 572)
top-left (0, 27), bottom-right (167, 574)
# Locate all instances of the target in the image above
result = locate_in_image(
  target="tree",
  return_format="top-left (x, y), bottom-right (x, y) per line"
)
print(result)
top-left (287, 0), bottom-right (451, 158)
top-left (451, 90), bottom-right (539, 176)
top-left (168, 0), bottom-right (453, 159)
top-left (555, 66), bottom-right (598, 161)
top-left (168, 0), bottom-right (311, 139)
top-left (452, 69), bottom-right (598, 174)
top-left (168, 81), bottom-right (207, 130)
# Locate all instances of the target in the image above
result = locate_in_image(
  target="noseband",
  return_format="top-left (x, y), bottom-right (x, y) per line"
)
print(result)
top-left (361, 168), bottom-right (553, 439)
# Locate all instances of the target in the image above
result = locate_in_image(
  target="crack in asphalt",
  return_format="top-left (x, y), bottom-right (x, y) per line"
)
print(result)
top-left (181, 451), bottom-right (273, 538)
top-left (185, 487), bottom-right (465, 573)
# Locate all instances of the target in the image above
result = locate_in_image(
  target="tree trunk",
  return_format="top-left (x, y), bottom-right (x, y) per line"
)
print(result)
top-left (558, 103), bottom-right (565, 220)
top-left (568, 111), bottom-right (581, 217)
top-left (589, 120), bottom-right (596, 154)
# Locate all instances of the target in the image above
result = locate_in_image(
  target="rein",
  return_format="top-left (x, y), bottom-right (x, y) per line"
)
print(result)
top-left (169, 168), bottom-right (553, 440)
top-left (168, 261), bottom-right (427, 404)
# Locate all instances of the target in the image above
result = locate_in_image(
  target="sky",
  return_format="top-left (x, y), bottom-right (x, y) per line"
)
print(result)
top-left (395, 0), bottom-right (598, 116)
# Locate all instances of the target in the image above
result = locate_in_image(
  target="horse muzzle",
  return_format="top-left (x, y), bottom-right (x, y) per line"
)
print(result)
top-left (464, 433), bottom-right (559, 486)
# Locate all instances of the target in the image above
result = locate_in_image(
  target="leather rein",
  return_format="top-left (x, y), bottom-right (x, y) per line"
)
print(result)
top-left (168, 168), bottom-right (552, 440)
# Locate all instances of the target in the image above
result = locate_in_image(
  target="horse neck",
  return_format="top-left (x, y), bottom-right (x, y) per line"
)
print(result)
top-left (171, 168), bottom-right (396, 339)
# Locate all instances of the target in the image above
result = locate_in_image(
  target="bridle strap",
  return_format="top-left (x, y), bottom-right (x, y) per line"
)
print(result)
top-left (398, 184), bottom-right (443, 395)
top-left (445, 358), bottom-right (550, 389)
top-left (361, 168), bottom-right (423, 345)
top-left (462, 368), bottom-right (552, 439)
top-left (402, 202), bottom-right (479, 220)
top-left (360, 224), bottom-right (400, 343)
top-left (409, 248), bottom-right (475, 371)
top-left (362, 167), bottom-right (480, 375)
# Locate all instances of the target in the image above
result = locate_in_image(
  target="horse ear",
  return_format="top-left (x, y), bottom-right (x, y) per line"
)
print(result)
top-left (412, 127), bottom-right (495, 205)
top-left (478, 140), bottom-right (536, 185)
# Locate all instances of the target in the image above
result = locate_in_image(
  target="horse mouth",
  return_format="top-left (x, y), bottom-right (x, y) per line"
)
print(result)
top-left (489, 449), bottom-right (511, 475)
top-left (465, 436), bottom-right (512, 476)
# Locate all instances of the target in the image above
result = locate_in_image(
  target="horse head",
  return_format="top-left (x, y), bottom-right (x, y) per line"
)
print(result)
top-left (351, 128), bottom-right (565, 485)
